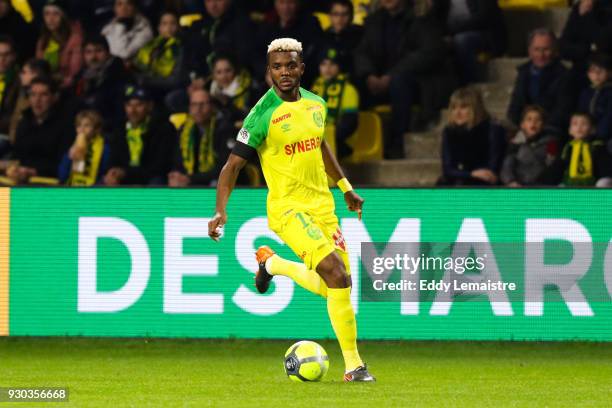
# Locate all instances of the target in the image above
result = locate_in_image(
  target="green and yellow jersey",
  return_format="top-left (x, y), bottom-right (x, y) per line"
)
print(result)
top-left (233, 87), bottom-right (335, 231)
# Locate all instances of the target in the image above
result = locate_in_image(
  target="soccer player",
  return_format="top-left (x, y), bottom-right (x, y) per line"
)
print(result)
top-left (208, 38), bottom-right (375, 382)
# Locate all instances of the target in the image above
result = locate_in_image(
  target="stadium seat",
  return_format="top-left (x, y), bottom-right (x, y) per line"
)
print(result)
top-left (179, 14), bottom-right (203, 27)
top-left (169, 113), bottom-right (188, 130)
top-left (498, 0), bottom-right (568, 10)
top-left (344, 111), bottom-right (383, 163)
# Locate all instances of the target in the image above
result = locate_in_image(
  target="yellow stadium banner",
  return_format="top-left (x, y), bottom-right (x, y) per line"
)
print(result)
top-left (0, 188), bottom-right (9, 336)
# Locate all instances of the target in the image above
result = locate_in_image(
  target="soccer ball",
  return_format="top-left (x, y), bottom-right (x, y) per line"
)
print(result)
top-left (283, 341), bottom-right (329, 382)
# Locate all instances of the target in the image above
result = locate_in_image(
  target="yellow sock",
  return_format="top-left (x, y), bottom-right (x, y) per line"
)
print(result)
top-left (267, 255), bottom-right (328, 298)
top-left (327, 287), bottom-right (363, 372)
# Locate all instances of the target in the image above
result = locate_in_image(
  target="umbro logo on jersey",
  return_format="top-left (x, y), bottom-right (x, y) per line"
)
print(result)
top-left (272, 113), bottom-right (291, 124)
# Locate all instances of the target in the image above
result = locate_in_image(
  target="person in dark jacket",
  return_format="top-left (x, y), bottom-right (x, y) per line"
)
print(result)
top-left (9, 77), bottom-right (75, 182)
top-left (73, 34), bottom-right (130, 132)
top-left (577, 53), bottom-right (612, 142)
top-left (322, 0), bottom-right (363, 78)
top-left (0, 0), bottom-right (36, 62)
top-left (439, 87), bottom-right (506, 186)
top-left (354, 0), bottom-right (456, 159)
top-left (432, 0), bottom-right (507, 84)
top-left (501, 105), bottom-right (559, 186)
top-left (559, 0), bottom-right (612, 88)
top-left (104, 86), bottom-right (176, 185)
top-left (185, 0), bottom-right (256, 80)
top-left (507, 28), bottom-right (575, 133)
top-left (0, 36), bottom-right (19, 156)
top-left (256, 0), bottom-right (323, 86)
top-left (168, 88), bottom-right (237, 186)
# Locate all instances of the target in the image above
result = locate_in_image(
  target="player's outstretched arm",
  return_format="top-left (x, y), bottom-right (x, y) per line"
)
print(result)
top-left (320, 140), bottom-right (364, 220)
top-left (208, 153), bottom-right (248, 240)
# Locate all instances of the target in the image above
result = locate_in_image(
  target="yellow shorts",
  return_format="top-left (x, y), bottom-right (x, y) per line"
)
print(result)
top-left (274, 210), bottom-right (350, 273)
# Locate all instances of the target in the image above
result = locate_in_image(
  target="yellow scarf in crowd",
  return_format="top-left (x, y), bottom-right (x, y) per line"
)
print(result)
top-left (179, 116), bottom-right (216, 175)
top-left (126, 119), bottom-right (149, 167)
top-left (68, 134), bottom-right (105, 186)
top-left (44, 38), bottom-right (60, 72)
top-left (568, 139), bottom-right (593, 181)
top-left (0, 67), bottom-right (16, 107)
top-left (311, 73), bottom-right (348, 125)
top-left (0, 75), bottom-right (6, 107)
top-left (135, 37), bottom-right (179, 78)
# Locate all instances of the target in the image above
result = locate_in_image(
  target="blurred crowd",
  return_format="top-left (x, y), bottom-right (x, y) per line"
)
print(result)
top-left (0, 0), bottom-right (610, 187)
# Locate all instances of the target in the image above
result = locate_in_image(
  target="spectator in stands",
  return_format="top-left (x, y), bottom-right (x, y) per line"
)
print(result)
top-left (9, 77), bottom-right (75, 182)
top-left (58, 110), bottom-right (110, 186)
top-left (208, 54), bottom-right (259, 118)
top-left (354, 0), bottom-right (455, 159)
top-left (501, 105), bottom-right (559, 187)
top-left (323, 0), bottom-right (363, 78)
top-left (104, 85), bottom-right (176, 185)
top-left (555, 112), bottom-right (612, 187)
top-left (560, 0), bottom-right (612, 88)
top-left (0, 0), bottom-right (36, 61)
top-left (256, 0), bottom-right (323, 85)
top-left (8, 59), bottom-right (52, 144)
top-left (73, 35), bottom-right (129, 133)
top-left (102, 0), bottom-right (153, 60)
top-left (439, 87), bottom-right (506, 185)
top-left (507, 29), bottom-right (574, 133)
top-left (311, 46), bottom-right (359, 160)
top-left (185, 0), bottom-right (255, 80)
top-left (169, 88), bottom-right (237, 186)
top-left (133, 11), bottom-right (186, 102)
top-left (0, 36), bottom-right (19, 156)
top-left (577, 53), bottom-right (612, 142)
top-left (35, 0), bottom-right (83, 89)
top-left (432, 0), bottom-right (507, 84)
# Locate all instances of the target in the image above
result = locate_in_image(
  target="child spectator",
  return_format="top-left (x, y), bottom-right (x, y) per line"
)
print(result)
top-left (133, 10), bottom-right (185, 100)
top-left (311, 46), bottom-right (359, 160)
top-left (58, 110), bottom-right (110, 186)
top-left (439, 87), bottom-right (506, 185)
top-left (501, 105), bottom-right (559, 187)
top-left (577, 53), bottom-right (612, 142)
top-left (557, 112), bottom-right (612, 187)
top-left (102, 0), bottom-right (153, 60)
top-left (35, 0), bottom-right (83, 89)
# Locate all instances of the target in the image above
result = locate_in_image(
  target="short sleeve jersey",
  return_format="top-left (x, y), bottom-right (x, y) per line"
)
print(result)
top-left (235, 87), bottom-right (335, 230)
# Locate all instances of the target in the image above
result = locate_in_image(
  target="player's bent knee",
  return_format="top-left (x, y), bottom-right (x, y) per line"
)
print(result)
top-left (316, 252), bottom-right (350, 288)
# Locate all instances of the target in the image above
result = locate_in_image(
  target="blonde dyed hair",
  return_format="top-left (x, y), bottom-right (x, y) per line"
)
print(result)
top-left (267, 38), bottom-right (303, 54)
top-left (75, 110), bottom-right (103, 132)
top-left (447, 87), bottom-right (489, 128)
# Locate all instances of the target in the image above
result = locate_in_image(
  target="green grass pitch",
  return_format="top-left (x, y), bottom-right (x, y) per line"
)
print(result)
top-left (1, 338), bottom-right (611, 407)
